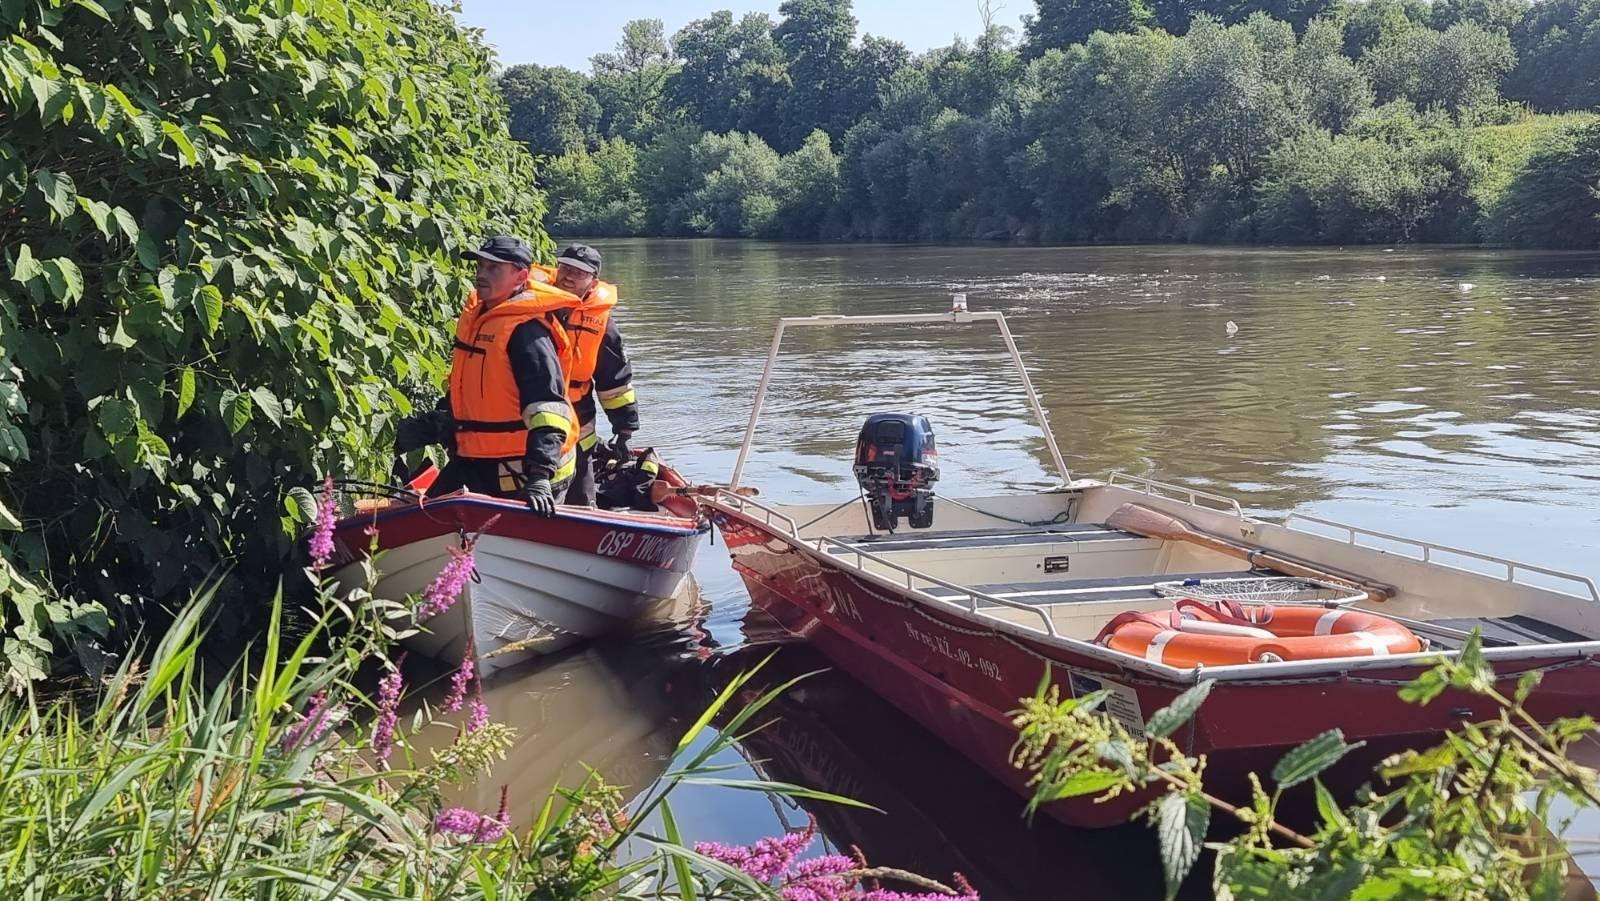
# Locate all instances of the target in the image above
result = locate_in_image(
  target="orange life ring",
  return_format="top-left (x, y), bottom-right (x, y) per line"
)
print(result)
top-left (1095, 599), bottom-right (1423, 667)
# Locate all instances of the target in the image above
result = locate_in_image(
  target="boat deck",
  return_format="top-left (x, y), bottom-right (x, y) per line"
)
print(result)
top-left (833, 523), bottom-right (1585, 650)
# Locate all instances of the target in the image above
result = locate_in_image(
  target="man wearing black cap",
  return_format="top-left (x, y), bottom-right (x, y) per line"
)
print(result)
top-left (539, 243), bottom-right (641, 507)
top-left (395, 235), bottom-right (581, 515)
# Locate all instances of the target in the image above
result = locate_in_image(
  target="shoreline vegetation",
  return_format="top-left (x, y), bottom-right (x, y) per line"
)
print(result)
top-left (511, 0), bottom-right (1600, 250)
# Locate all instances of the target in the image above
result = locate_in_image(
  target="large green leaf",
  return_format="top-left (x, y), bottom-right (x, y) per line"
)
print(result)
top-left (35, 169), bottom-right (76, 219)
top-left (1145, 679), bottom-right (1214, 739)
top-left (1273, 729), bottom-right (1360, 790)
top-left (43, 258), bottom-right (84, 305)
top-left (1156, 791), bottom-right (1209, 900)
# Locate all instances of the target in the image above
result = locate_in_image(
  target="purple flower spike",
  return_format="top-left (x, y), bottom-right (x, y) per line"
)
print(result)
top-left (308, 477), bottom-right (337, 569)
top-left (467, 695), bottom-right (490, 734)
top-left (416, 543), bottom-right (475, 620)
top-left (280, 690), bottom-right (342, 752)
top-left (372, 656), bottom-right (405, 764)
top-left (432, 787), bottom-right (509, 843)
top-left (443, 651), bottom-right (474, 714)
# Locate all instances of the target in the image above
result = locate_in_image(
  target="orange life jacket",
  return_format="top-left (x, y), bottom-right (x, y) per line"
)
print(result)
top-left (532, 265), bottom-right (619, 405)
top-left (448, 281), bottom-right (582, 475)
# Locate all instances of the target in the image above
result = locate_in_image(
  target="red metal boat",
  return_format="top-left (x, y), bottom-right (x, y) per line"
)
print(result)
top-left (702, 300), bottom-right (1600, 827)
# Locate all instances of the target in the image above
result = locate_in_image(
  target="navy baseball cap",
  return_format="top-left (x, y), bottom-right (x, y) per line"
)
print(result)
top-left (555, 243), bottom-right (602, 273)
top-left (462, 235), bottom-right (533, 267)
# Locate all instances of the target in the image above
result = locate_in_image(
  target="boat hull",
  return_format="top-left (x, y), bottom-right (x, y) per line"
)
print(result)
top-left (333, 493), bottom-right (706, 675)
top-left (714, 508), bottom-right (1600, 828)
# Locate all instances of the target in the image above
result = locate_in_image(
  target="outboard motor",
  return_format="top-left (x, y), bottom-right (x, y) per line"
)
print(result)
top-left (853, 413), bottom-right (939, 531)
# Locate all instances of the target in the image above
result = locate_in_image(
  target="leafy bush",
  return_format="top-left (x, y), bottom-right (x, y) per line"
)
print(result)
top-left (1012, 632), bottom-right (1600, 899)
top-left (0, 0), bottom-right (547, 677)
top-left (1485, 119), bottom-right (1600, 248)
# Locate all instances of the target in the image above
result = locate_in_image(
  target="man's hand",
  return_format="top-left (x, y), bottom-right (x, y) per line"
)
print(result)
top-left (522, 478), bottom-right (556, 517)
top-left (608, 431), bottom-right (632, 460)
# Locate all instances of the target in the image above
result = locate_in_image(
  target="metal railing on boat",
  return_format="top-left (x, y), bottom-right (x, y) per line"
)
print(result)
top-left (727, 303), bottom-right (1072, 492)
top-left (1107, 472), bottom-right (1244, 516)
top-left (713, 488), bottom-right (1060, 637)
top-left (814, 535), bottom-right (1060, 637)
top-left (1284, 513), bottom-right (1600, 602)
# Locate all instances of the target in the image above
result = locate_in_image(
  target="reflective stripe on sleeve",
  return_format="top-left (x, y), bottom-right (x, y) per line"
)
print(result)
top-left (599, 387), bottom-right (636, 410)
top-left (522, 402), bottom-right (573, 436)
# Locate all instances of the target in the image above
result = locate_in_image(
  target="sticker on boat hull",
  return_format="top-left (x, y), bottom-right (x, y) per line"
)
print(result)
top-left (1069, 671), bottom-right (1146, 737)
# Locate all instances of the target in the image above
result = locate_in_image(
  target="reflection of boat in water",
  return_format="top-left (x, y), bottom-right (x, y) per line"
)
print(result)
top-left (699, 633), bottom-right (1179, 901)
top-left (327, 462), bottom-right (708, 675)
top-left (422, 577), bottom-right (713, 826)
top-left (705, 303), bottom-right (1600, 827)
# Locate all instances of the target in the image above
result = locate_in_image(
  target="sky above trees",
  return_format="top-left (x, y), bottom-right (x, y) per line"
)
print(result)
top-left (457, 0), bottom-right (1004, 70)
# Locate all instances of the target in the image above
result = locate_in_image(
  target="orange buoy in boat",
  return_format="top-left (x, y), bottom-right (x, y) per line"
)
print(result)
top-left (1095, 599), bottom-right (1424, 667)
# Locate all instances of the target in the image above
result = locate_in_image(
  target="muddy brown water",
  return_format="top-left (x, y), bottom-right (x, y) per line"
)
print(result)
top-left (419, 240), bottom-right (1600, 899)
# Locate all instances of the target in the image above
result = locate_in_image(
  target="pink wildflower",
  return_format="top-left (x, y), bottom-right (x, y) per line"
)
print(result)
top-left (280, 690), bottom-right (342, 752)
top-left (467, 695), bottom-right (490, 734)
top-left (779, 855), bottom-right (857, 901)
top-left (432, 786), bottom-right (509, 843)
top-left (695, 817), bottom-right (819, 882)
top-left (308, 477), bottom-right (337, 569)
top-left (442, 649), bottom-right (474, 713)
top-left (858, 874), bottom-right (979, 901)
top-left (372, 656), bottom-right (406, 764)
top-left (416, 543), bottom-right (474, 620)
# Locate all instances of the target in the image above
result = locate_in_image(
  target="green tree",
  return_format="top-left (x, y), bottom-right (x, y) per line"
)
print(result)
top-left (0, 0), bottom-right (547, 662)
top-left (498, 64), bottom-right (600, 158)
top-left (774, 0), bottom-right (862, 148)
top-left (1487, 120), bottom-right (1600, 247)
top-left (592, 19), bottom-right (677, 142)
top-left (776, 130), bottom-right (844, 237)
top-left (1362, 22), bottom-right (1515, 119)
top-left (666, 11), bottom-right (789, 144)
top-left (1335, 0), bottom-right (1432, 57)
top-left (636, 122), bottom-right (706, 234)
top-left (1289, 19), bottom-right (1373, 133)
top-left (1507, 0), bottom-right (1600, 112)
top-left (679, 132), bottom-right (784, 237)
top-left (1022, 0), bottom-right (1155, 55)
top-left (1430, 0), bottom-right (1531, 34)
top-left (542, 138), bottom-right (647, 236)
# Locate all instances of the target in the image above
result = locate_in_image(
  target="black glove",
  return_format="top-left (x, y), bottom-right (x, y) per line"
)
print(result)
top-left (608, 432), bottom-right (632, 459)
top-left (395, 409), bottom-right (452, 453)
top-left (522, 478), bottom-right (556, 517)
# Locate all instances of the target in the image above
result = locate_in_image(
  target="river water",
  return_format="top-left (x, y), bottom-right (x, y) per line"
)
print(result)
top-left (434, 240), bottom-right (1600, 898)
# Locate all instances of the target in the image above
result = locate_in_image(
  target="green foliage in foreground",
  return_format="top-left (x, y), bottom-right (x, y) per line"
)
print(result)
top-left (0, 0), bottom-right (548, 684)
top-left (0, 561), bottom-right (968, 898)
top-left (1012, 632), bottom-right (1600, 900)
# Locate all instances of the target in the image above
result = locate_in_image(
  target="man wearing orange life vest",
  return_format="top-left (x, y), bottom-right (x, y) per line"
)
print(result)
top-left (412, 235), bottom-right (581, 516)
top-left (532, 244), bottom-right (640, 508)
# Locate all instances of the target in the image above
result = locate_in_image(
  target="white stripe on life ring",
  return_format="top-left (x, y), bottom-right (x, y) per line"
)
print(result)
top-left (1146, 630), bottom-right (1181, 664)
top-left (1314, 610), bottom-right (1347, 636)
top-left (1357, 631), bottom-right (1391, 656)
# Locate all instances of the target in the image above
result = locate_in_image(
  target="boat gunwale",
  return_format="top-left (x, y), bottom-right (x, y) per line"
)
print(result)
top-left (339, 492), bottom-right (709, 538)
top-left (708, 496), bottom-right (1600, 686)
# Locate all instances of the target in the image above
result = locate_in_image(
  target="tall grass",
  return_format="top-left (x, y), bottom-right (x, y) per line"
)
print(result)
top-left (0, 557), bottom-right (972, 898)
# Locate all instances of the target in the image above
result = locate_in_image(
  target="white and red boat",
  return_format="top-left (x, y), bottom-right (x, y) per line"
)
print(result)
top-left (703, 300), bottom-right (1600, 827)
top-left (330, 460), bottom-right (709, 676)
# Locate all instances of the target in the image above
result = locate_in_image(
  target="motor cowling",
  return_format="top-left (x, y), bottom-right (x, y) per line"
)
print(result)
top-left (853, 413), bottom-right (938, 531)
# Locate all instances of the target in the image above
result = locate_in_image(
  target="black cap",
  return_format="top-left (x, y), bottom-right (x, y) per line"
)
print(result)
top-left (555, 243), bottom-right (602, 273)
top-left (461, 235), bottom-right (533, 267)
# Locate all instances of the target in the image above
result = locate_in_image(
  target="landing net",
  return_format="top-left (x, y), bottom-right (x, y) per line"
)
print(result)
top-left (1153, 576), bottom-right (1368, 607)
